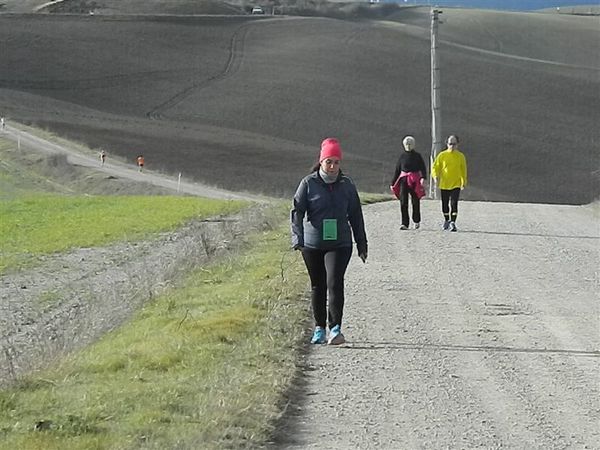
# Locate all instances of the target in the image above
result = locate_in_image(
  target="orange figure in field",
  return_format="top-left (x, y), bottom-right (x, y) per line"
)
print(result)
top-left (137, 155), bottom-right (145, 172)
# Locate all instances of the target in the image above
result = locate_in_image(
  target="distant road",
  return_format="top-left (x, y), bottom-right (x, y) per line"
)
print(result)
top-left (32, 0), bottom-right (65, 12)
top-left (441, 39), bottom-right (600, 71)
top-left (382, 20), bottom-right (600, 71)
top-left (2, 125), bottom-right (270, 202)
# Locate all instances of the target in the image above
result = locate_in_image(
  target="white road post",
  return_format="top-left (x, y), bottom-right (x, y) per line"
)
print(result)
top-left (177, 172), bottom-right (182, 193)
top-left (430, 8), bottom-right (443, 199)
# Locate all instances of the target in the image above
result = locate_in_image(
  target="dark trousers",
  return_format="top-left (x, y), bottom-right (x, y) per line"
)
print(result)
top-left (441, 188), bottom-right (461, 222)
top-left (399, 180), bottom-right (421, 227)
top-left (301, 247), bottom-right (352, 329)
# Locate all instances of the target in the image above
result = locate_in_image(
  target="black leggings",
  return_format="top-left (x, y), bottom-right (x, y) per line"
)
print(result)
top-left (399, 179), bottom-right (421, 227)
top-left (301, 247), bottom-right (352, 329)
top-left (441, 188), bottom-right (461, 222)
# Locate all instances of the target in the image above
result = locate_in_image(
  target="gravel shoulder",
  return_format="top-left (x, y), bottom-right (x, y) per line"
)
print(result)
top-left (276, 199), bottom-right (600, 449)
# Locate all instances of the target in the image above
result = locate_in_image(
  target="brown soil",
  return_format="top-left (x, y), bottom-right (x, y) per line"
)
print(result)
top-left (0, 6), bottom-right (598, 203)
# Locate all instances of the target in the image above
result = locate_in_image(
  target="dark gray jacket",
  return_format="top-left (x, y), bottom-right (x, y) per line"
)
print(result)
top-left (291, 171), bottom-right (367, 254)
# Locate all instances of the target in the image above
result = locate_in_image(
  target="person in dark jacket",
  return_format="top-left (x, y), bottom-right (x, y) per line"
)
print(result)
top-left (291, 138), bottom-right (368, 345)
top-left (390, 136), bottom-right (427, 230)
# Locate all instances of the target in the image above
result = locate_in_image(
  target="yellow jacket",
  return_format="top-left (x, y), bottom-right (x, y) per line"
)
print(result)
top-left (431, 149), bottom-right (467, 190)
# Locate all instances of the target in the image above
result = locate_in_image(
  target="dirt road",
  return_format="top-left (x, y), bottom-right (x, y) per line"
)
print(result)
top-left (2, 126), bottom-right (268, 202)
top-left (276, 200), bottom-right (599, 449)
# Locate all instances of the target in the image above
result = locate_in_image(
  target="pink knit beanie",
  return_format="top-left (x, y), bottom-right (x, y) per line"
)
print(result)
top-left (319, 138), bottom-right (343, 162)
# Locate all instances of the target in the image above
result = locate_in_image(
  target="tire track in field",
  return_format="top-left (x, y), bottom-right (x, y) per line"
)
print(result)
top-left (342, 23), bottom-right (371, 46)
top-left (146, 22), bottom-right (250, 120)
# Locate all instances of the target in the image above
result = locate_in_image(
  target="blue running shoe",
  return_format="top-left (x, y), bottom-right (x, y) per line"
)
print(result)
top-left (310, 326), bottom-right (326, 344)
top-left (328, 325), bottom-right (345, 345)
top-left (443, 220), bottom-right (451, 230)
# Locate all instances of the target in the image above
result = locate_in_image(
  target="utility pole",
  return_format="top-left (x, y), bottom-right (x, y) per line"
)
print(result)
top-left (429, 8), bottom-right (442, 199)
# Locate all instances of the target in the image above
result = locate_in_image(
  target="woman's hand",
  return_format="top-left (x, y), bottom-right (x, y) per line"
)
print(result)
top-left (359, 251), bottom-right (367, 263)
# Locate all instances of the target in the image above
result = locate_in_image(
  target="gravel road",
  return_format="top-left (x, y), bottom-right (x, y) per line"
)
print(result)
top-left (2, 125), bottom-right (268, 202)
top-left (276, 199), bottom-right (599, 449)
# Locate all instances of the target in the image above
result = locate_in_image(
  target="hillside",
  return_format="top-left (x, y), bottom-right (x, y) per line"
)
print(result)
top-left (0, 5), bottom-right (598, 203)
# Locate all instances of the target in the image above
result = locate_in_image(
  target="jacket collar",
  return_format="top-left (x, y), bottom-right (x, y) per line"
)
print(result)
top-left (312, 170), bottom-right (344, 185)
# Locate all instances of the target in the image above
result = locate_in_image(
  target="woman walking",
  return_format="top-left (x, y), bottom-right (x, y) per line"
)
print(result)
top-left (291, 138), bottom-right (368, 345)
top-left (431, 135), bottom-right (468, 232)
top-left (390, 136), bottom-right (427, 230)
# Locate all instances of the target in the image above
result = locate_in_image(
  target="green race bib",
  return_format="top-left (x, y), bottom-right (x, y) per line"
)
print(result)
top-left (322, 219), bottom-right (338, 241)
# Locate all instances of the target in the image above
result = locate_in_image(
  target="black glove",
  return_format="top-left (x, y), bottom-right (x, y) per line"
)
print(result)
top-left (358, 244), bottom-right (368, 263)
top-left (358, 250), bottom-right (367, 263)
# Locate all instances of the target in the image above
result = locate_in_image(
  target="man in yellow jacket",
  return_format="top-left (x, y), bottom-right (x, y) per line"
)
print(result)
top-left (431, 135), bottom-right (467, 232)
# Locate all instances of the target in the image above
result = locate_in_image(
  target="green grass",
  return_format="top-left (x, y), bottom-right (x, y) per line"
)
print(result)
top-left (0, 218), bottom-right (309, 449)
top-left (0, 195), bottom-right (247, 273)
top-left (359, 192), bottom-right (393, 205)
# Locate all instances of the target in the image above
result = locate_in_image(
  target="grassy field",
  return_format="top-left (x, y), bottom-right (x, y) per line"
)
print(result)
top-left (0, 194), bottom-right (246, 273)
top-left (0, 216), bottom-right (309, 449)
top-left (0, 136), bottom-right (250, 273)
